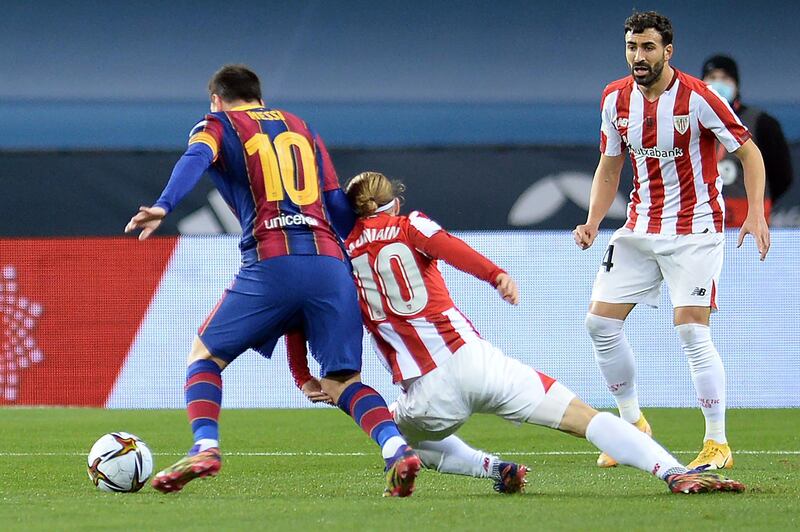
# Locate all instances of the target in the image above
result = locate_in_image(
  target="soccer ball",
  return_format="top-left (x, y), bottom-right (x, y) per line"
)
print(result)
top-left (87, 432), bottom-right (153, 492)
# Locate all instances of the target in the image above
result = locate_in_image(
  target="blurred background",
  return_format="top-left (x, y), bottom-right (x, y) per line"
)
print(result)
top-left (2, 0), bottom-right (799, 233)
top-left (1, 1), bottom-right (797, 408)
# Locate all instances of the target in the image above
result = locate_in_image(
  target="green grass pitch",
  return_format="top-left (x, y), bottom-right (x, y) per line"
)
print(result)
top-left (1, 408), bottom-right (798, 531)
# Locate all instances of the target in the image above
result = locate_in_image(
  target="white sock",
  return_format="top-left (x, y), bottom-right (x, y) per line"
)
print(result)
top-left (195, 438), bottom-right (219, 452)
top-left (585, 314), bottom-right (642, 423)
top-left (381, 435), bottom-right (406, 460)
top-left (585, 412), bottom-right (686, 480)
top-left (676, 324), bottom-right (727, 444)
top-left (414, 435), bottom-right (497, 478)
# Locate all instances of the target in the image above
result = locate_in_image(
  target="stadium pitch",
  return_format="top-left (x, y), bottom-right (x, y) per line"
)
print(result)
top-left (1, 408), bottom-right (797, 530)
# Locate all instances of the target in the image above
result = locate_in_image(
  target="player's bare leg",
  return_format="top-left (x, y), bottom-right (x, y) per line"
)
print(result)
top-left (674, 306), bottom-right (733, 470)
top-left (321, 373), bottom-right (421, 497)
top-left (152, 338), bottom-right (227, 493)
top-left (554, 397), bottom-right (743, 493)
top-left (585, 301), bottom-right (652, 467)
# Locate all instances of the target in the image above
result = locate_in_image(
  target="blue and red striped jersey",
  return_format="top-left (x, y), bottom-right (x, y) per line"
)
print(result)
top-left (188, 105), bottom-right (345, 264)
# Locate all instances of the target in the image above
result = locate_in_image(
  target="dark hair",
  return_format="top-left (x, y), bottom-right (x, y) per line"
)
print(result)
top-left (208, 64), bottom-right (262, 102)
top-left (702, 54), bottom-right (739, 84)
top-left (624, 11), bottom-right (673, 46)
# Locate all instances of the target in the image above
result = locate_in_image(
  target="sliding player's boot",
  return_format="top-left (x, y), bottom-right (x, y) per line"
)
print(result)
top-left (151, 446), bottom-right (221, 493)
top-left (597, 414), bottom-right (652, 467)
top-left (493, 462), bottom-right (529, 494)
top-left (384, 445), bottom-right (421, 497)
top-left (666, 469), bottom-right (744, 494)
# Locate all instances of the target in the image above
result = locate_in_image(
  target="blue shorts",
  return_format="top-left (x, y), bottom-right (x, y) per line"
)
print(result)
top-left (198, 255), bottom-right (363, 377)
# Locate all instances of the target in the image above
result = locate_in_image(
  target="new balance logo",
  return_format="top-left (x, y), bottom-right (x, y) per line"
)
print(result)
top-left (690, 287), bottom-right (707, 296)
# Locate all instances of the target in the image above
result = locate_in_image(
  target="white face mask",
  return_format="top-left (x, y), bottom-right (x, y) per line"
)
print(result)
top-left (709, 80), bottom-right (736, 104)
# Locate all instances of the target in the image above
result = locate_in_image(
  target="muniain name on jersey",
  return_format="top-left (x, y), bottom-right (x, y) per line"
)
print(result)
top-left (348, 227), bottom-right (401, 252)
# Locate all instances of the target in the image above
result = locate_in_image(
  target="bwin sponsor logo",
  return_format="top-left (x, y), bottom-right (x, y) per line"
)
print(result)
top-left (265, 213), bottom-right (320, 230)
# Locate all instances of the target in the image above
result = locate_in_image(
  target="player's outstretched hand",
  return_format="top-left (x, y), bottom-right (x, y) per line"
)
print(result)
top-left (125, 206), bottom-right (167, 240)
top-left (495, 273), bottom-right (519, 306)
top-left (301, 377), bottom-right (334, 405)
top-left (573, 222), bottom-right (599, 250)
top-left (737, 213), bottom-right (770, 261)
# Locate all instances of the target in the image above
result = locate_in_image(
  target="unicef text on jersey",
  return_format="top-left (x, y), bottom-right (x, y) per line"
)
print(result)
top-left (264, 213), bottom-right (320, 230)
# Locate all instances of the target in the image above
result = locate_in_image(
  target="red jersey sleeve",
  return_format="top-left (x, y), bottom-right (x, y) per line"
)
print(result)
top-left (406, 211), bottom-right (505, 286)
top-left (697, 86), bottom-right (752, 153)
top-left (599, 79), bottom-right (629, 156)
top-left (285, 329), bottom-right (313, 389)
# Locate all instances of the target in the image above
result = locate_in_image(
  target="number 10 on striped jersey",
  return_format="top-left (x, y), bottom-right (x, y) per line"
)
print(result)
top-left (351, 243), bottom-right (429, 321)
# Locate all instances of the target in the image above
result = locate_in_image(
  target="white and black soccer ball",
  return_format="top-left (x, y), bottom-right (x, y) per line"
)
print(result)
top-left (87, 432), bottom-right (153, 492)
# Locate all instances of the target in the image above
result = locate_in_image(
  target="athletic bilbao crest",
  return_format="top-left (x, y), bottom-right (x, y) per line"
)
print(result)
top-left (0, 265), bottom-right (44, 401)
top-left (673, 115), bottom-right (690, 135)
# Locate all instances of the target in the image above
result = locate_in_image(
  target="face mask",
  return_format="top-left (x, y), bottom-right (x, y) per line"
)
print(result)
top-left (709, 81), bottom-right (736, 104)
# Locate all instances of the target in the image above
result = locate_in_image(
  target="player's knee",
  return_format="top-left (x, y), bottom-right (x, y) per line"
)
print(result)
top-left (186, 337), bottom-right (226, 369)
top-left (675, 323), bottom-right (717, 371)
top-left (585, 313), bottom-right (624, 351)
top-left (673, 305), bottom-right (710, 327)
top-left (585, 313), bottom-right (623, 337)
top-left (675, 322), bottom-right (711, 347)
top-left (320, 371), bottom-right (361, 403)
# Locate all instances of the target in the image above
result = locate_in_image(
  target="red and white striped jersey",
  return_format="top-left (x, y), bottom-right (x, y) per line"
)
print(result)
top-left (345, 211), bottom-right (504, 384)
top-left (599, 68), bottom-right (752, 234)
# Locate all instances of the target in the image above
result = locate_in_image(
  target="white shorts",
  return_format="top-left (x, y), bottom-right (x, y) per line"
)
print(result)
top-left (591, 229), bottom-right (724, 310)
top-left (392, 339), bottom-right (575, 443)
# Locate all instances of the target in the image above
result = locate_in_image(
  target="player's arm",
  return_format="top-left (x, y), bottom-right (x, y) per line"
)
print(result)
top-left (285, 329), bottom-right (333, 404)
top-left (314, 131), bottom-right (357, 239)
top-left (125, 118), bottom-right (219, 240)
top-left (574, 154), bottom-right (626, 250)
top-left (408, 213), bottom-right (518, 305)
top-left (733, 139), bottom-right (770, 260)
top-left (575, 88), bottom-right (626, 250)
top-left (699, 89), bottom-right (770, 260)
top-left (324, 189), bottom-right (356, 240)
